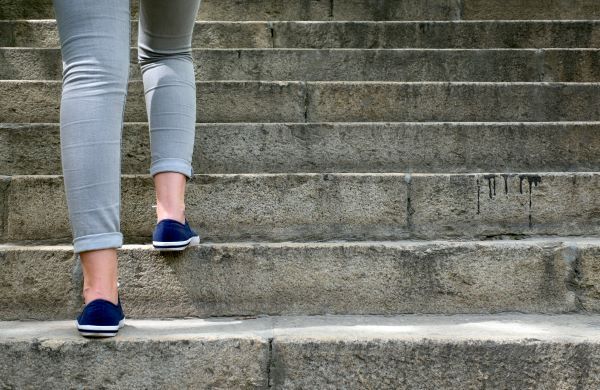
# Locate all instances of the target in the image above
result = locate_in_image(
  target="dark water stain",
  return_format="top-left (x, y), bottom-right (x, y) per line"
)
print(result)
top-left (476, 178), bottom-right (481, 214)
top-left (519, 174), bottom-right (542, 228)
top-left (501, 173), bottom-right (512, 195)
top-left (483, 174), bottom-right (496, 199)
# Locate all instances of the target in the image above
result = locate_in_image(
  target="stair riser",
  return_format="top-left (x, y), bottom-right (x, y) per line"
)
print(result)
top-left (3, 0), bottom-right (600, 386)
top-left (272, 339), bottom-right (600, 388)
top-left (0, 337), bottom-right (268, 388)
top-left (1, 173), bottom-right (599, 242)
top-left (2, 0), bottom-right (598, 20)
top-left (4, 48), bottom-right (600, 82)
top-left (0, 241), bottom-right (586, 320)
top-left (2, 123), bottom-right (600, 175)
top-left (2, 21), bottom-right (599, 49)
top-left (3, 81), bottom-right (600, 123)
top-left (3, 314), bottom-right (600, 389)
top-left (3, 340), bottom-right (598, 389)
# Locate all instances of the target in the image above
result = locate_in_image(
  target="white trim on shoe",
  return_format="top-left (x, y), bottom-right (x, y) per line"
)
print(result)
top-left (153, 235), bottom-right (200, 249)
top-left (77, 318), bottom-right (125, 331)
top-left (77, 318), bottom-right (125, 337)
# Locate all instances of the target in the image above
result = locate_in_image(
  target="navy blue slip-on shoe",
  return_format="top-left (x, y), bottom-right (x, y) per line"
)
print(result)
top-left (152, 218), bottom-right (200, 251)
top-left (76, 297), bottom-right (125, 338)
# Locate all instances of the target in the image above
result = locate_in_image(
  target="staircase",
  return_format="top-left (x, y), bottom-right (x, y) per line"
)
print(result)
top-left (2, 0), bottom-right (600, 388)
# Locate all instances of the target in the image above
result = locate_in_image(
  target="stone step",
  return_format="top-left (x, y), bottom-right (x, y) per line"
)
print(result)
top-left (3, 48), bottom-right (600, 82)
top-left (2, 314), bottom-right (600, 388)
top-left (2, 122), bottom-right (600, 176)
top-left (1, 0), bottom-right (598, 21)
top-left (3, 237), bottom-right (599, 320)
top-left (2, 20), bottom-right (599, 49)
top-left (3, 81), bottom-right (600, 123)
top-left (1, 173), bottom-right (599, 243)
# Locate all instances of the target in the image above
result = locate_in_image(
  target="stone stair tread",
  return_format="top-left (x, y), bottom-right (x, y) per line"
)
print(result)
top-left (1, 237), bottom-right (599, 320)
top-left (2, 121), bottom-right (600, 175)
top-left (3, 20), bottom-right (600, 49)
top-left (4, 80), bottom-right (600, 123)
top-left (2, 0), bottom-right (599, 387)
top-left (2, 0), bottom-right (599, 20)
top-left (2, 171), bottom-right (599, 242)
top-left (3, 234), bottom-right (600, 248)
top-left (4, 312), bottom-right (600, 342)
top-left (3, 47), bottom-right (600, 82)
top-left (2, 313), bottom-right (600, 387)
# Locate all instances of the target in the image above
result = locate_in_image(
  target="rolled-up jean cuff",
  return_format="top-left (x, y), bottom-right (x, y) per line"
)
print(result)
top-left (150, 158), bottom-right (193, 181)
top-left (73, 232), bottom-right (123, 254)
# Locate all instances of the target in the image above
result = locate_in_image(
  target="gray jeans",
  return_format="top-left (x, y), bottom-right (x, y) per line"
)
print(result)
top-left (52, 0), bottom-right (201, 254)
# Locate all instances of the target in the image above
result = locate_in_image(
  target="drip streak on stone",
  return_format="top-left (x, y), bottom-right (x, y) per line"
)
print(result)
top-left (519, 175), bottom-right (542, 228)
top-left (267, 337), bottom-right (273, 388)
top-left (476, 178), bottom-right (481, 214)
top-left (483, 174), bottom-right (496, 199)
top-left (502, 174), bottom-right (509, 195)
top-left (302, 81), bottom-right (309, 122)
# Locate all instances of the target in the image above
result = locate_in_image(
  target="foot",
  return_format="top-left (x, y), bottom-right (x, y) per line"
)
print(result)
top-left (76, 296), bottom-right (125, 338)
top-left (152, 218), bottom-right (200, 251)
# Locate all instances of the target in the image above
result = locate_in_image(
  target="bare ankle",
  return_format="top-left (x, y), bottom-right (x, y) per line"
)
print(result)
top-left (80, 248), bottom-right (119, 305)
top-left (156, 210), bottom-right (186, 224)
top-left (83, 288), bottom-right (118, 305)
top-left (153, 171), bottom-right (187, 224)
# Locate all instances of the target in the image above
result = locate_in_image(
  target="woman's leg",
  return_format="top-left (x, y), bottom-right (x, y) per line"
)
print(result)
top-left (137, 0), bottom-right (202, 224)
top-left (52, 0), bottom-right (130, 304)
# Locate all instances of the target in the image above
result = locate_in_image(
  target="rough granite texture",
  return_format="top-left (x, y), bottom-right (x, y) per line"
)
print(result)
top-left (462, 0), bottom-right (600, 20)
top-left (2, 0), bottom-right (600, 387)
top-left (576, 243), bottom-right (600, 312)
top-left (3, 81), bottom-right (600, 123)
top-left (0, 317), bottom-right (271, 389)
top-left (2, 314), bottom-right (600, 389)
top-left (2, 122), bottom-right (600, 176)
top-left (272, 338), bottom-right (600, 388)
top-left (410, 173), bottom-right (600, 239)
top-left (0, 238), bottom-right (586, 320)
top-left (1, 0), bottom-right (598, 20)
top-left (268, 314), bottom-right (600, 388)
top-left (3, 173), bottom-right (409, 242)
top-left (0, 176), bottom-right (9, 239)
top-left (3, 20), bottom-right (600, 49)
top-left (2, 173), bottom-right (600, 242)
top-left (305, 82), bottom-right (600, 122)
top-left (3, 48), bottom-right (600, 83)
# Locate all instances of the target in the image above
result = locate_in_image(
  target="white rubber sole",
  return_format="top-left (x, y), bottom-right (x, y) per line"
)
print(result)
top-left (77, 318), bottom-right (125, 337)
top-left (153, 235), bottom-right (200, 251)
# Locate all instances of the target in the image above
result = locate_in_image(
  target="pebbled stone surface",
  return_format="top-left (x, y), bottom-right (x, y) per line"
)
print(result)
top-left (3, 20), bottom-right (599, 49)
top-left (409, 173), bottom-right (600, 239)
top-left (2, 314), bottom-right (600, 389)
top-left (0, 238), bottom-right (581, 320)
top-left (2, 0), bottom-right (598, 20)
top-left (3, 81), bottom-right (600, 123)
top-left (2, 122), bottom-right (600, 176)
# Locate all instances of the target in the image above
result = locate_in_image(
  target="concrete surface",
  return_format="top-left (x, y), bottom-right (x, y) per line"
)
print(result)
top-left (2, 173), bottom-right (599, 242)
top-left (4, 48), bottom-right (600, 82)
top-left (3, 81), bottom-right (600, 123)
top-left (2, 314), bottom-right (600, 388)
top-left (0, 237), bottom-right (595, 320)
top-left (2, 0), bottom-right (599, 20)
top-left (3, 122), bottom-right (600, 175)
